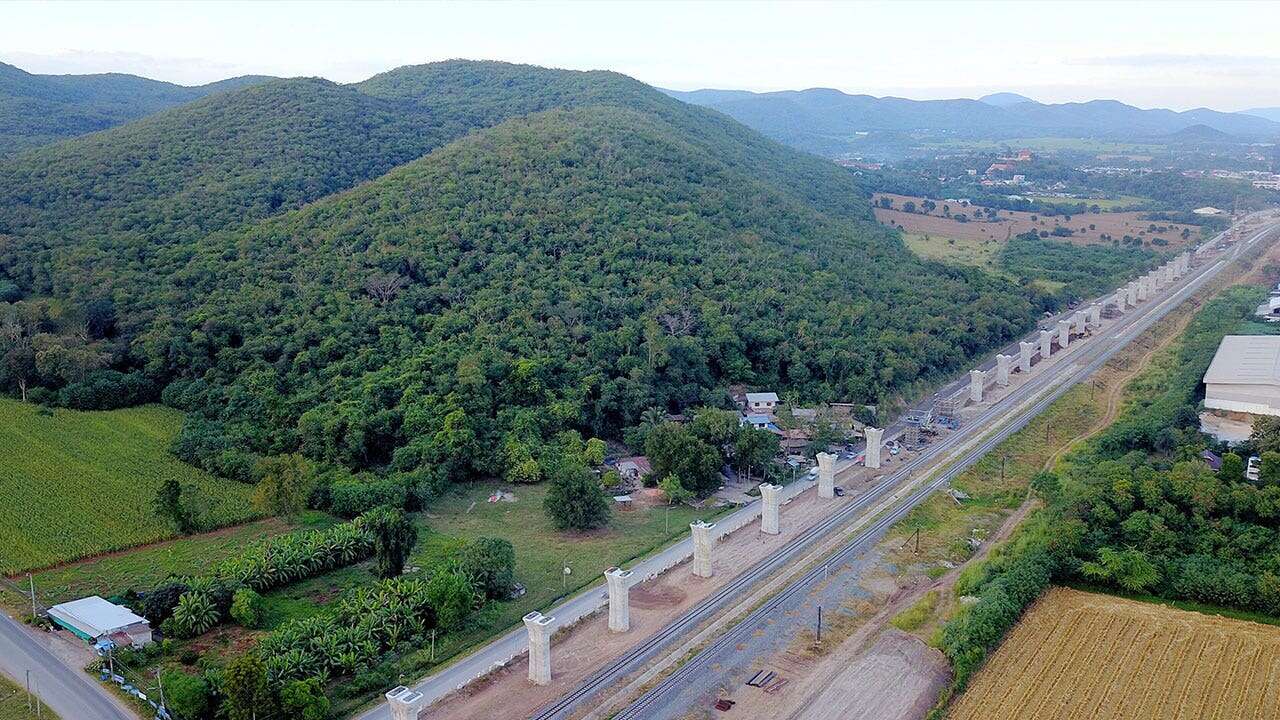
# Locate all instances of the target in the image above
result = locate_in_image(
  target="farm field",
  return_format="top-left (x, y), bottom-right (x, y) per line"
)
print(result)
top-left (874, 192), bottom-right (1197, 249)
top-left (948, 587), bottom-right (1280, 720)
top-left (0, 399), bottom-right (261, 575)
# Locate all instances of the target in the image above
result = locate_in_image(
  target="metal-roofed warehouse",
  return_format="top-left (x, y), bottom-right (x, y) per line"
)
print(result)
top-left (1203, 335), bottom-right (1280, 417)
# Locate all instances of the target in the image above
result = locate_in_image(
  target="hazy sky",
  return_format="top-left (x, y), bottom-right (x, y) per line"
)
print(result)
top-left (4, 0), bottom-right (1279, 111)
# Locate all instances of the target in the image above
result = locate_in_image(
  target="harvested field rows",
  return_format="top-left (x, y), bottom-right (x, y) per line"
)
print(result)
top-left (949, 587), bottom-right (1280, 720)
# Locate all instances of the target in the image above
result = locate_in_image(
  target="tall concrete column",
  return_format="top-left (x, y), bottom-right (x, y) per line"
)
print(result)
top-left (996, 354), bottom-right (1011, 386)
top-left (816, 452), bottom-right (836, 499)
top-left (523, 611), bottom-right (555, 685)
top-left (1072, 310), bottom-right (1087, 332)
top-left (1088, 304), bottom-right (1102, 325)
top-left (1137, 277), bottom-right (1149, 301)
top-left (864, 427), bottom-right (884, 469)
top-left (386, 687), bottom-right (427, 720)
top-left (1126, 281), bottom-right (1138, 307)
top-left (759, 483), bottom-right (781, 535)
top-left (1114, 291), bottom-right (1126, 312)
top-left (969, 370), bottom-right (985, 403)
top-left (1019, 341), bottom-right (1035, 373)
top-left (604, 567), bottom-right (633, 632)
top-left (690, 520), bottom-right (715, 578)
top-left (1040, 329), bottom-right (1053, 359)
top-left (1057, 319), bottom-right (1071, 348)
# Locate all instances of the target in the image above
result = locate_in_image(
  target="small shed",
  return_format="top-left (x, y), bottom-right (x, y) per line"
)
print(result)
top-left (48, 596), bottom-right (152, 648)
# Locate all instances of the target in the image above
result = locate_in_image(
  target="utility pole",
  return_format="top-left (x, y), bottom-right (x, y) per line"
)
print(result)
top-left (28, 574), bottom-right (36, 619)
top-left (155, 668), bottom-right (166, 714)
top-left (430, 628), bottom-right (436, 662)
top-left (816, 606), bottom-right (822, 643)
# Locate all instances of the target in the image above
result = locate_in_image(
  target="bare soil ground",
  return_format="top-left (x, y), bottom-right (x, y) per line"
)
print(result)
top-left (872, 193), bottom-right (1197, 250)
top-left (792, 630), bottom-right (950, 720)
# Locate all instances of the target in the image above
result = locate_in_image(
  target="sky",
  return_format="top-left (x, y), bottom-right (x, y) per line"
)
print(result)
top-left (3, 0), bottom-right (1280, 111)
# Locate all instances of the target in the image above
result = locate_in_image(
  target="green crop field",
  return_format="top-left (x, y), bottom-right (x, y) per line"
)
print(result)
top-left (0, 399), bottom-right (261, 576)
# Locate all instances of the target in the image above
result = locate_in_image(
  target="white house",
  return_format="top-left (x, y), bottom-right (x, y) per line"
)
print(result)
top-left (745, 392), bottom-right (779, 414)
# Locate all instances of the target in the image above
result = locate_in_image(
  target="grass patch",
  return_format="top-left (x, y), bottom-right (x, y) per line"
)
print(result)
top-left (0, 399), bottom-right (262, 574)
top-left (891, 590), bottom-right (940, 631)
top-left (904, 233), bottom-right (1004, 269)
top-left (0, 674), bottom-right (56, 720)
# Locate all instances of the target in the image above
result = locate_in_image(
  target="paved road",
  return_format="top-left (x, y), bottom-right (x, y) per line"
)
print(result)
top-left (357, 214), bottom-right (1279, 720)
top-left (0, 611), bottom-right (136, 720)
top-left (610, 219), bottom-right (1280, 719)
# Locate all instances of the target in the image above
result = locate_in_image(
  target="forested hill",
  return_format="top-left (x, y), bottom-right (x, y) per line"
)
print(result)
top-left (156, 103), bottom-right (1038, 484)
top-left (0, 59), bottom-right (1043, 488)
top-left (0, 61), bottom-right (765, 315)
top-left (0, 61), bottom-right (271, 155)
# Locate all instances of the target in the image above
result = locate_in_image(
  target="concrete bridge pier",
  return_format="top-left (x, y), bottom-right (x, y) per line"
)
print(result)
top-left (523, 611), bottom-right (555, 686)
top-left (604, 567), bottom-right (633, 632)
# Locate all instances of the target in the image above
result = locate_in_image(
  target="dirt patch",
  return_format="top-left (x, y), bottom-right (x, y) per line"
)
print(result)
top-left (793, 630), bottom-right (950, 720)
top-left (873, 193), bottom-right (1197, 250)
top-left (632, 584), bottom-right (687, 609)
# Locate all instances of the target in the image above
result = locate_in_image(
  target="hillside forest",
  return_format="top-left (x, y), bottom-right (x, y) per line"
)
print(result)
top-left (0, 61), bottom-right (1051, 501)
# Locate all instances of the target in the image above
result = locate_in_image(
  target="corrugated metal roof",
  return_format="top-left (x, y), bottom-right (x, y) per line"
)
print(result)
top-left (1203, 335), bottom-right (1280, 385)
top-left (48, 596), bottom-right (147, 638)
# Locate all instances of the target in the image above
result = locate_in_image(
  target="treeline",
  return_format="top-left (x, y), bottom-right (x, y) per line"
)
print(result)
top-left (997, 234), bottom-right (1164, 309)
top-left (931, 285), bottom-right (1270, 707)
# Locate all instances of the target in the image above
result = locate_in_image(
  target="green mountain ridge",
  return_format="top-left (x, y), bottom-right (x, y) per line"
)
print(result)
top-left (0, 61), bottom-right (272, 155)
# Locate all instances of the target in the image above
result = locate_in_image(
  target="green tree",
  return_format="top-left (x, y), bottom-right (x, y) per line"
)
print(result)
top-left (1081, 547), bottom-right (1159, 592)
top-left (1029, 470), bottom-right (1062, 504)
top-left (252, 453), bottom-right (316, 518)
top-left (658, 473), bottom-right (694, 505)
top-left (735, 426), bottom-right (779, 478)
top-left (366, 507), bottom-right (419, 579)
top-left (222, 653), bottom-right (273, 720)
top-left (1261, 451), bottom-right (1280, 487)
top-left (645, 422), bottom-right (722, 495)
top-left (543, 458), bottom-right (612, 530)
top-left (425, 569), bottom-right (478, 631)
top-left (229, 588), bottom-right (264, 629)
top-left (152, 476), bottom-right (193, 533)
top-left (690, 407), bottom-right (740, 454)
top-left (1249, 416), bottom-right (1280, 455)
top-left (279, 677), bottom-right (330, 720)
top-left (160, 669), bottom-right (210, 720)
top-left (455, 537), bottom-right (516, 600)
top-left (1219, 452), bottom-right (1245, 483)
top-left (584, 437), bottom-right (607, 466)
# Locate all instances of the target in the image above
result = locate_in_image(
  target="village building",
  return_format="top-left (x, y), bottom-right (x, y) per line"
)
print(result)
top-left (48, 596), bottom-right (152, 649)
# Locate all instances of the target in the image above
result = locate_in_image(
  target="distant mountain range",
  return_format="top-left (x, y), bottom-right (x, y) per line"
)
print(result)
top-left (662, 87), bottom-right (1280, 157)
top-left (1245, 107), bottom-right (1280, 123)
top-left (978, 92), bottom-right (1037, 107)
top-left (0, 61), bottom-right (273, 155)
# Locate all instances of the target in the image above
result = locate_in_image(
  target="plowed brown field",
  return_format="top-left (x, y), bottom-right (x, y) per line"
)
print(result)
top-left (949, 587), bottom-right (1280, 720)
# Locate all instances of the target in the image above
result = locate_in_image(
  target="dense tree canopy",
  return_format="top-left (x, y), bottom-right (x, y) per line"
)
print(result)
top-left (0, 61), bottom-right (1046, 490)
